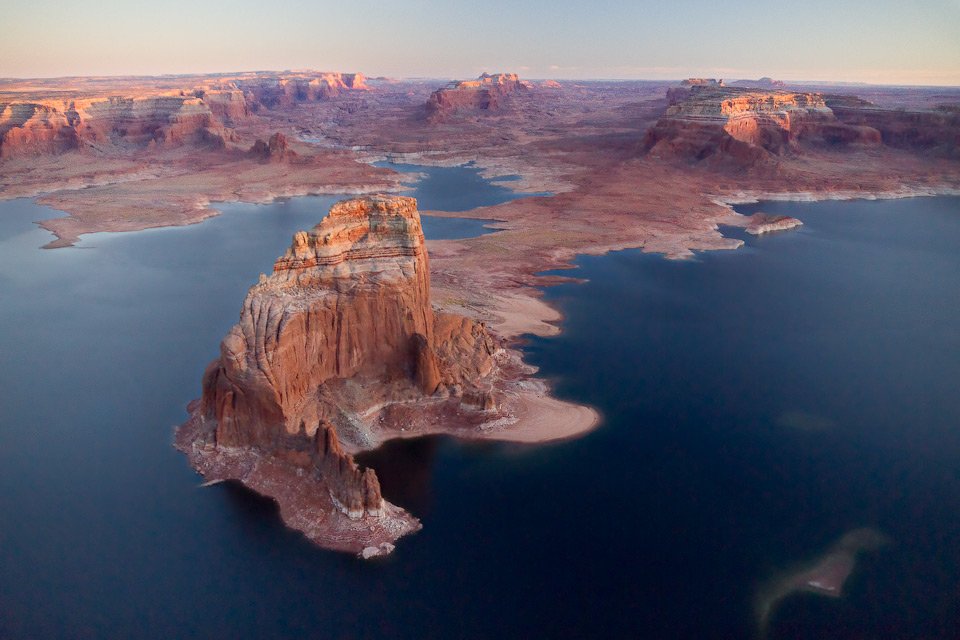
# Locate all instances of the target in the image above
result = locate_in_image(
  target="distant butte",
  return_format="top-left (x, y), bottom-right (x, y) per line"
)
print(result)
top-left (645, 81), bottom-right (882, 168)
top-left (424, 72), bottom-right (529, 120)
top-left (646, 79), bottom-right (960, 168)
top-left (176, 195), bottom-right (597, 556)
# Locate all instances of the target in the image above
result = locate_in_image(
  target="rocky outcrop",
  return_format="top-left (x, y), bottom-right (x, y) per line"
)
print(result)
top-left (425, 73), bottom-right (528, 120)
top-left (248, 132), bottom-right (294, 162)
top-left (645, 85), bottom-right (882, 168)
top-left (178, 195), bottom-right (501, 555)
top-left (744, 212), bottom-right (803, 235)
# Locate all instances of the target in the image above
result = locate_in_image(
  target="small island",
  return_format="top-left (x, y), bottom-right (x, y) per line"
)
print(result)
top-left (176, 195), bottom-right (598, 556)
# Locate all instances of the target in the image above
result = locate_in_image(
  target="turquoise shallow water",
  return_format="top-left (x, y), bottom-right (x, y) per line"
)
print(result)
top-left (0, 185), bottom-right (958, 639)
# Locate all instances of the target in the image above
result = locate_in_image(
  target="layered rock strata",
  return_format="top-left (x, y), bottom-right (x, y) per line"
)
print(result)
top-left (645, 85), bottom-right (882, 167)
top-left (0, 71), bottom-right (368, 157)
top-left (0, 93), bottom-right (235, 157)
top-left (425, 73), bottom-right (528, 120)
top-left (177, 195), bottom-right (507, 556)
top-left (237, 72), bottom-right (368, 109)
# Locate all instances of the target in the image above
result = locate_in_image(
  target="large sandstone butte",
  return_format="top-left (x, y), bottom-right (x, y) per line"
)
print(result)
top-left (425, 72), bottom-right (528, 120)
top-left (177, 195), bottom-right (510, 556)
top-left (645, 83), bottom-right (882, 167)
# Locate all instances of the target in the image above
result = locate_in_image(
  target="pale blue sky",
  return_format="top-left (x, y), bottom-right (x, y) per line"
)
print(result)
top-left (3, 0), bottom-right (959, 84)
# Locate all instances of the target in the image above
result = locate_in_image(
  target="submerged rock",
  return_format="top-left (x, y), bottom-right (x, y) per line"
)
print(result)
top-left (755, 528), bottom-right (890, 636)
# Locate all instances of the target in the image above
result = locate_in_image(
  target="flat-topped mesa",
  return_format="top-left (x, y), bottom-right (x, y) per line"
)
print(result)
top-left (728, 77), bottom-right (786, 89)
top-left (238, 72), bottom-right (368, 108)
top-left (645, 85), bottom-right (882, 168)
top-left (425, 72), bottom-right (529, 120)
top-left (0, 93), bottom-right (235, 158)
top-left (0, 71), bottom-right (370, 158)
top-left (179, 195), bottom-right (500, 554)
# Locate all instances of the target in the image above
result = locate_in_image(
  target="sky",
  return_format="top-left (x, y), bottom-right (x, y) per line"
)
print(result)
top-left (2, 0), bottom-right (959, 85)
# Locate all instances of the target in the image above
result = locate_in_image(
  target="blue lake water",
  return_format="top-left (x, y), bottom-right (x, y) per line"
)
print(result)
top-left (0, 179), bottom-right (958, 639)
top-left (375, 160), bottom-right (550, 211)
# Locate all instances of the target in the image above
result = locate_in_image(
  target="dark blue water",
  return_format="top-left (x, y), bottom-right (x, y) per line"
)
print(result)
top-left (1, 186), bottom-right (958, 639)
top-left (376, 161), bottom-right (550, 211)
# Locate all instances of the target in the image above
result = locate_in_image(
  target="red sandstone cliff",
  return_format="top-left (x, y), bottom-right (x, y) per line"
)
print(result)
top-left (0, 93), bottom-right (234, 157)
top-left (177, 195), bottom-right (502, 555)
top-left (425, 73), bottom-right (528, 120)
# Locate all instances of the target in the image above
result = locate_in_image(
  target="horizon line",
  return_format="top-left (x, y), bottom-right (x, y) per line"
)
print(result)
top-left (2, 69), bottom-right (959, 89)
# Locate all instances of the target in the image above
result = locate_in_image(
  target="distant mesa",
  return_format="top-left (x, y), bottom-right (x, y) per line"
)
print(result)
top-left (646, 82), bottom-right (884, 168)
top-left (729, 77), bottom-right (787, 89)
top-left (177, 195), bottom-right (510, 556)
top-left (681, 78), bottom-right (725, 87)
top-left (424, 72), bottom-right (529, 120)
top-left (0, 71), bottom-right (367, 158)
top-left (238, 72), bottom-right (368, 109)
top-left (541, 80), bottom-right (563, 89)
top-left (647, 78), bottom-right (960, 167)
top-left (825, 94), bottom-right (960, 158)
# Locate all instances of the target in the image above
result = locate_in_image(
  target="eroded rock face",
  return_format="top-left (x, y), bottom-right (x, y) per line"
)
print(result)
top-left (645, 85), bottom-right (882, 168)
top-left (0, 71), bottom-right (368, 158)
top-left (0, 94), bottom-right (233, 157)
top-left (201, 195), bottom-right (439, 448)
top-left (239, 72), bottom-right (368, 108)
top-left (178, 195), bottom-right (500, 554)
top-left (425, 73), bottom-right (528, 120)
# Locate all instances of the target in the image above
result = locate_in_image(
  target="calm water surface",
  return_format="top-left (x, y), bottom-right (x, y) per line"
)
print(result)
top-left (0, 180), bottom-right (958, 639)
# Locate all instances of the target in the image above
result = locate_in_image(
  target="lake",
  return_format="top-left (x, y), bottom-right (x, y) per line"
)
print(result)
top-left (0, 175), bottom-right (957, 639)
